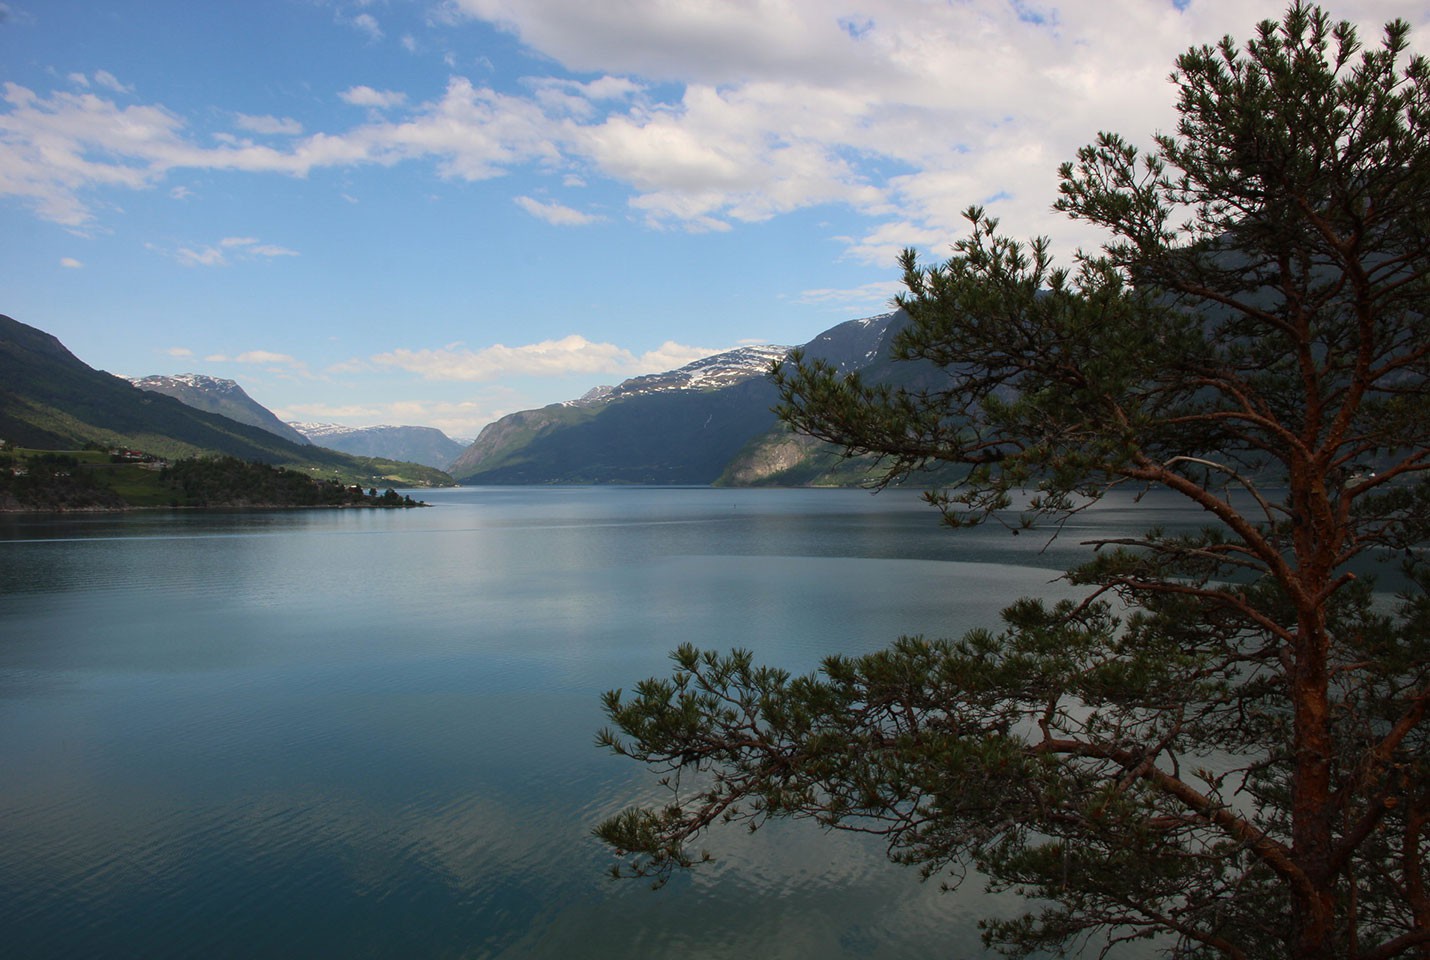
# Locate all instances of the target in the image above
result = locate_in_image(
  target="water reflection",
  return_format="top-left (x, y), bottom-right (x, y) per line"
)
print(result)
top-left (0, 487), bottom-right (1188, 958)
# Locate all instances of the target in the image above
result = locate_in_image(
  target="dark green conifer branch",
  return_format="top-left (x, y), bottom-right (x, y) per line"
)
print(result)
top-left (599, 6), bottom-right (1429, 957)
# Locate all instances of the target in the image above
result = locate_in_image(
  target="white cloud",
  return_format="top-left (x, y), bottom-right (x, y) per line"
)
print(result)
top-left (339, 86), bottom-right (408, 109)
top-left (209, 349), bottom-right (315, 379)
top-left (636, 340), bottom-right (723, 371)
top-left (371, 334), bottom-right (718, 382)
top-left (166, 346), bottom-right (193, 357)
top-left (59, 256), bottom-right (83, 268)
top-left (176, 245), bottom-right (226, 267)
top-left (440, 0), bottom-right (1429, 245)
top-left (235, 350), bottom-right (300, 365)
top-left (92, 71), bottom-right (132, 94)
top-left (796, 280), bottom-right (905, 310)
top-left (350, 12), bottom-right (383, 41)
top-left (235, 113), bottom-right (304, 136)
top-left (0, 81), bottom-right (185, 226)
top-left (170, 236), bottom-right (298, 266)
top-left (513, 194), bottom-right (602, 226)
top-left (326, 357), bottom-right (371, 374)
top-left (3, 1), bottom-right (1424, 250)
top-left (276, 395), bottom-right (520, 438)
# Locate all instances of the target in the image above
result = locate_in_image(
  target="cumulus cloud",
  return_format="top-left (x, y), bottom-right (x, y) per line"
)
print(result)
top-left (166, 346), bottom-right (193, 357)
top-left (513, 195), bottom-right (602, 225)
top-left (372, 335), bottom-right (717, 381)
top-left (438, 0), bottom-right (1430, 249)
top-left (59, 256), bottom-right (83, 268)
top-left (3, 1), bottom-right (1424, 251)
top-left (0, 82), bottom-right (185, 226)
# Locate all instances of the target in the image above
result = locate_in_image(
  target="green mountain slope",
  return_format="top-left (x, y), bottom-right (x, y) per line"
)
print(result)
top-left (0, 314), bottom-right (452, 487)
top-left (456, 379), bottom-right (780, 484)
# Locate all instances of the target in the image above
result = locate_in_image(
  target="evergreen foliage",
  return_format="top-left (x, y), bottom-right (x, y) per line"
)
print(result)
top-left (159, 457), bottom-right (422, 508)
top-left (0, 450), bottom-right (425, 511)
top-left (0, 452), bottom-right (127, 511)
top-left (597, 6), bottom-right (1429, 958)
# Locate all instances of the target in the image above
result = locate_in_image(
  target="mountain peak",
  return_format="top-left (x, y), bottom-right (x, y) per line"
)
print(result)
top-left (597, 343), bottom-right (791, 403)
top-left (130, 373), bottom-right (311, 446)
top-left (450, 311), bottom-right (905, 485)
top-left (132, 373), bottom-right (243, 395)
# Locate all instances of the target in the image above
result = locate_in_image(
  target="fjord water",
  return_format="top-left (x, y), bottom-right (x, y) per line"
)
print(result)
top-left (0, 486), bottom-right (1183, 959)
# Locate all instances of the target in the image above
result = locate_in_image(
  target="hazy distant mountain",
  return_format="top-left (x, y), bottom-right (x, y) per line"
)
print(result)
top-left (449, 313), bottom-right (908, 485)
top-left (130, 373), bottom-right (311, 446)
top-left (0, 314), bottom-right (453, 487)
top-left (288, 423), bottom-right (467, 471)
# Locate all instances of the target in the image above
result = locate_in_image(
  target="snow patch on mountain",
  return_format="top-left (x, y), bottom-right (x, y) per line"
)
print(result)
top-left (131, 373), bottom-right (243, 394)
top-left (573, 343), bottom-right (791, 404)
top-left (288, 421), bottom-right (370, 440)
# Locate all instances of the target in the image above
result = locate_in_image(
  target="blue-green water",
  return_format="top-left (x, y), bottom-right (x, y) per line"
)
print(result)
top-left (0, 486), bottom-right (1186, 958)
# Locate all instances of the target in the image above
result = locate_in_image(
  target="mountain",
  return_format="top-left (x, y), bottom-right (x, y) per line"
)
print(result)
top-left (449, 313), bottom-right (908, 485)
top-left (130, 373), bottom-right (464, 470)
top-left (0, 314), bottom-right (452, 487)
top-left (130, 373), bottom-right (311, 446)
top-left (288, 422), bottom-right (467, 471)
top-left (716, 309), bottom-right (960, 486)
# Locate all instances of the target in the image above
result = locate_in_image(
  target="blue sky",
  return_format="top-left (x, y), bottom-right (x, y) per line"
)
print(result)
top-left (2, 0), bottom-right (1420, 439)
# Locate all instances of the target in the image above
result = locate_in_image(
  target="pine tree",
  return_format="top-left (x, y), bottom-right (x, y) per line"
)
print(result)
top-left (597, 5), bottom-right (1429, 957)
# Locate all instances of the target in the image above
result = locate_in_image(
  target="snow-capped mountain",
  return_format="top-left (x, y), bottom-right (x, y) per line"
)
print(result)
top-left (449, 312), bottom-right (904, 485)
top-left (129, 374), bottom-right (311, 446)
top-left (606, 345), bottom-right (791, 398)
top-left (287, 421), bottom-right (364, 442)
top-left (560, 345), bottom-right (790, 410)
top-left (287, 422), bottom-right (467, 471)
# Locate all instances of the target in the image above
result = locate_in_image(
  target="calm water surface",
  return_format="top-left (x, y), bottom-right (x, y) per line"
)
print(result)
top-left (0, 486), bottom-right (1192, 958)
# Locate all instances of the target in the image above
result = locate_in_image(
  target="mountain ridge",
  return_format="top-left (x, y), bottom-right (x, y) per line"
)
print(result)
top-left (0, 314), bottom-right (451, 487)
top-left (449, 312), bottom-right (907, 485)
top-left (130, 373), bottom-right (312, 446)
top-left (287, 422), bottom-right (466, 471)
